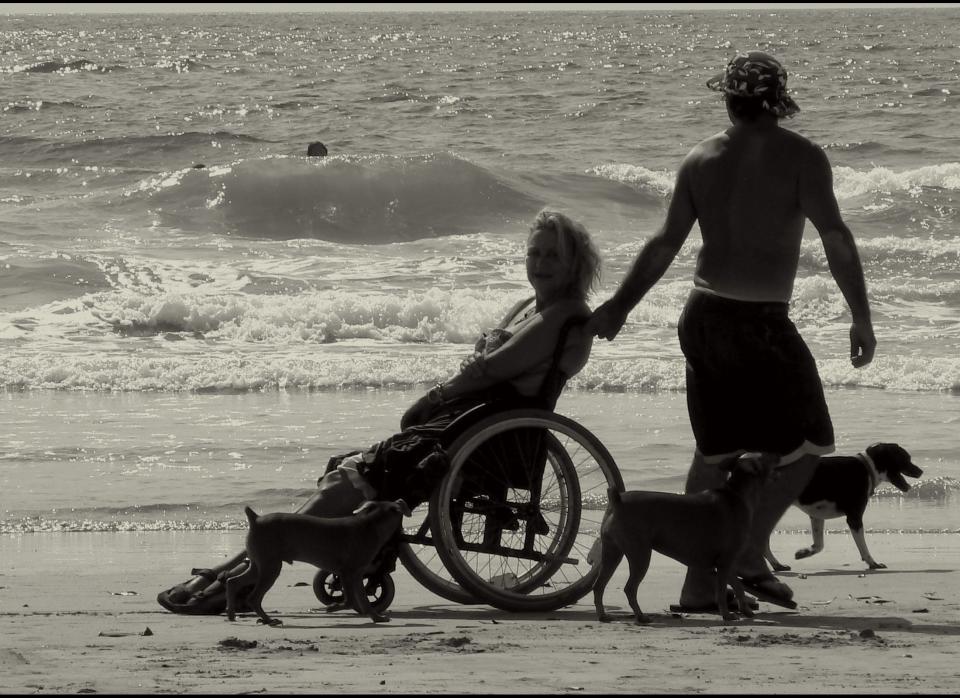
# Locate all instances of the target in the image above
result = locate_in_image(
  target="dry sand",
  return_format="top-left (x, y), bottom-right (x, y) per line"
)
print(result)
top-left (2, 530), bottom-right (959, 694)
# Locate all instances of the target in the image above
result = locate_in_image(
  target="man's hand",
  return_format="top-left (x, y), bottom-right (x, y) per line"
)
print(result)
top-left (849, 320), bottom-right (876, 368)
top-left (587, 298), bottom-right (631, 341)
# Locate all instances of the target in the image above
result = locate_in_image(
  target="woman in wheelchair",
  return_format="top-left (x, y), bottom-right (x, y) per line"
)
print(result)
top-left (157, 209), bottom-right (602, 615)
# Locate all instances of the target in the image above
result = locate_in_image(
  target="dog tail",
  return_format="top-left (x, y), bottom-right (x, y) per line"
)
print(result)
top-left (607, 487), bottom-right (622, 507)
top-left (244, 506), bottom-right (259, 524)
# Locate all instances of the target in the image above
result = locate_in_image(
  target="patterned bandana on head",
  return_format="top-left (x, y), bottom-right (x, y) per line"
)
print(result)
top-left (706, 51), bottom-right (800, 118)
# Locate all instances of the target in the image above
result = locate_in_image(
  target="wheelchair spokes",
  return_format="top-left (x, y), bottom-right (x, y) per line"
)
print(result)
top-left (431, 409), bottom-right (622, 612)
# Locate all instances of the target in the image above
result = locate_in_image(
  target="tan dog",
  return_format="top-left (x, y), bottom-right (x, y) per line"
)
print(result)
top-left (225, 499), bottom-right (411, 625)
top-left (593, 453), bottom-right (777, 623)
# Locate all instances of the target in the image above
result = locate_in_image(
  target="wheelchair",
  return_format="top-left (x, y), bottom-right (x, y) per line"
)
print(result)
top-left (311, 400), bottom-right (624, 615)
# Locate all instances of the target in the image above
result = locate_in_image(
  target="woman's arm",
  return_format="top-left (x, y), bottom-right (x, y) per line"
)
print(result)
top-left (441, 299), bottom-right (588, 399)
top-left (401, 299), bottom-right (588, 429)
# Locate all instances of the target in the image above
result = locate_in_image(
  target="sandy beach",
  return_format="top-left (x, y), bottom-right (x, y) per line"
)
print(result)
top-left (2, 530), bottom-right (959, 694)
top-left (3, 5), bottom-right (960, 695)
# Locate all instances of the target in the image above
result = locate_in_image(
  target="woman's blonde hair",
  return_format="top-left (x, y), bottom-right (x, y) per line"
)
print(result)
top-left (529, 209), bottom-right (601, 300)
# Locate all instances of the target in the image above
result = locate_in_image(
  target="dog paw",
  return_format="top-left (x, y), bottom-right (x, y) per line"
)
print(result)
top-left (795, 548), bottom-right (815, 560)
top-left (868, 562), bottom-right (887, 570)
top-left (372, 614), bottom-right (390, 623)
top-left (722, 612), bottom-right (741, 622)
top-left (634, 614), bottom-right (652, 625)
top-left (771, 562), bottom-right (791, 572)
top-left (598, 613), bottom-right (612, 623)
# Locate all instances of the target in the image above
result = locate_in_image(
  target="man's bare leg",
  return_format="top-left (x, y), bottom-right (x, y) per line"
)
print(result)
top-left (678, 451), bottom-right (731, 606)
top-left (678, 451), bottom-right (820, 607)
top-left (736, 453), bottom-right (820, 581)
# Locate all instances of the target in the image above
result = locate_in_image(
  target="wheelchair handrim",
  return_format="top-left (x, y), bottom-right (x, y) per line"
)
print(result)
top-left (432, 409), bottom-right (623, 612)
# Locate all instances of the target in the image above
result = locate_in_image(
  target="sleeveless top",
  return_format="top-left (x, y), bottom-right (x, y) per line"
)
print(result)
top-left (471, 297), bottom-right (586, 411)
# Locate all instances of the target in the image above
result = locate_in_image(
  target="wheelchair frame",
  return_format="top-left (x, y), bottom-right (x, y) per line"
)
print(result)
top-left (312, 403), bottom-right (623, 615)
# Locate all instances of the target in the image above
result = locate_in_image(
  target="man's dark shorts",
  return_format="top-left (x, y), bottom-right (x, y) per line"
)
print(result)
top-left (678, 289), bottom-right (835, 465)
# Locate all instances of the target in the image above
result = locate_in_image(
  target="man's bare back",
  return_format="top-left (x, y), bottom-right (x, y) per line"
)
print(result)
top-left (587, 49), bottom-right (874, 362)
top-left (587, 49), bottom-right (876, 613)
top-left (685, 124), bottom-right (815, 303)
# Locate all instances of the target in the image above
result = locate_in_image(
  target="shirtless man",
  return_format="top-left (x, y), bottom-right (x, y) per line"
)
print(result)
top-left (588, 51), bottom-right (876, 611)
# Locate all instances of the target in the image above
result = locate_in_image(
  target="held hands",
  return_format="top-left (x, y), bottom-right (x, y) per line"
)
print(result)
top-left (849, 320), bottom-right (877, 368)
top-left (586, 298), bottom-right (630, 341)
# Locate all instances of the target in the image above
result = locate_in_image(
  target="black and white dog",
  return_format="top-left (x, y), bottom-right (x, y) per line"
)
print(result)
top-left (765, 443), bottom-right (922, 571)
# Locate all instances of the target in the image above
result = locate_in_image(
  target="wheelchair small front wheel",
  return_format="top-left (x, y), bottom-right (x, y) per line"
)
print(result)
top-left (362, 573), bottom-right (396, 614)
top-left (313, 570), bottom-right (395, 614)
top-left (312, 569), bottom-right (343, 606)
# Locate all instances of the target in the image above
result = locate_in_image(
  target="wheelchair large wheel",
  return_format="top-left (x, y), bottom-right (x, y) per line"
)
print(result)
top-left (396, 507), bottom-right (478, 606)
top-left (430, 408), bottom-right (623, 613)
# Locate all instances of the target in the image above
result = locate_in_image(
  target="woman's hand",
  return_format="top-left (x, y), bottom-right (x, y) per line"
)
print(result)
top-left (459, 351), bottom-right (486, 378)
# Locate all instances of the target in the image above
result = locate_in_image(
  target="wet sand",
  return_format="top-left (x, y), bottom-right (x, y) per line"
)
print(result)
top-left (2, 530), bottom-right (959, 694)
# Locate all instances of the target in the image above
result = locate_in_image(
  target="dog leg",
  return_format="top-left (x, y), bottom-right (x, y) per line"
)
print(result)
top-left (592, 535), bottom-right (623, 623)
top-left (247, 559), bottom-right (283, 627)
top-left (225, 562), bottom-right (259, 622)
top-left (715, 567), bottom-right (740, 622)
top-left (623, 547), bottom-right (652, 625)
top-left (728, 575), bottom-right (754, 619)
top-left (848, 518), bottom-right (885, 569)
top-left (795, 517), bottom-right (825, 560)
top-left (343, 573), bottom-right (389, 623)
top-left (764, 540), bottom-right (791, 572)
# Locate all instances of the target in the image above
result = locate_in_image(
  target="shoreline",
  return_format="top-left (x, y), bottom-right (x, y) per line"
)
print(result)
top-left (2, 531), bottom-right (959, 694)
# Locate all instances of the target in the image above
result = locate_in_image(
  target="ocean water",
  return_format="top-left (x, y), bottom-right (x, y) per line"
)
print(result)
top-left (1, 9), bottom-right (958, 535)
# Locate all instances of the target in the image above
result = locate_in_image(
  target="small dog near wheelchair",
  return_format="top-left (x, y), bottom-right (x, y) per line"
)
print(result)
top-left (593, 452), bottom-right (777, 624)
top-left (764, 442), bottom-right (922, 571)
top-left (225, 499), bottom-right (411, 626)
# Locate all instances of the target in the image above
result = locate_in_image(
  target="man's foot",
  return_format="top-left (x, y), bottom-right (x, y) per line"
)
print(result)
top-left (670, 589), bottom-right (759, 615)
top-left (738, 575), bottom-right (797, 610)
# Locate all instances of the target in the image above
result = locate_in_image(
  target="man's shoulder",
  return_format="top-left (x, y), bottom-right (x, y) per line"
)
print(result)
top-left (776, 126), bottom-right (819, 151)
top-left (679, 134), bottom-right (726, 174)
top-left (776, 128), bottom-right (832, 171)
top-left (688, 130), bottom-right (730, 156)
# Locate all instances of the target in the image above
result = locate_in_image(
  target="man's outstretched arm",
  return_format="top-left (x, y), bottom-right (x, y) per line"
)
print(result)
top-left (588, 158), bottom-right (698, 340)
top-left (801, 146), bottom-right (876, 367)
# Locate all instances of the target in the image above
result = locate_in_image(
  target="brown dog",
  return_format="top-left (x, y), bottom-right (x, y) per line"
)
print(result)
top-left (593, 453), bottom-right (776, 623)
top-left (225, 499), bottom-right (411, 626)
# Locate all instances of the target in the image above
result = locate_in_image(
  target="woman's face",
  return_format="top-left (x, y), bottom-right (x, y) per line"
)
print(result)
top-left (526, 226), bottom-right (574, 303)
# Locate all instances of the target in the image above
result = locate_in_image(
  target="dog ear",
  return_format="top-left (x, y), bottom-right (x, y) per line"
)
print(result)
top-left (868, 443), bottom-right (923, 482)
top-left (393, 499), bottom-right (412, 517)
top-left (352, 500), bottom-right (376, 516)
top-left (736, 452), bottom-right (779, 475)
